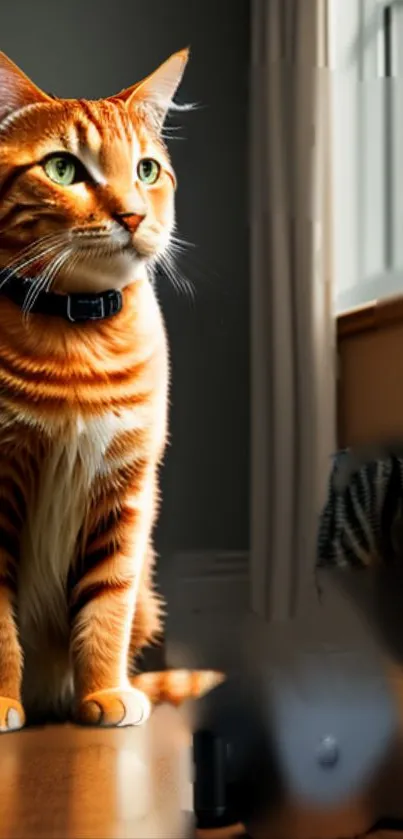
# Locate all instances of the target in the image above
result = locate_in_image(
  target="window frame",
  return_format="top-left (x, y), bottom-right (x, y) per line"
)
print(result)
top-left (331, 0), bottom-right (403, 314)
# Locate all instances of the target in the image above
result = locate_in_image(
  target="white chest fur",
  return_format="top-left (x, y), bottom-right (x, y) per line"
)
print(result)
top-left (18, 409), bottom-right (141, 641)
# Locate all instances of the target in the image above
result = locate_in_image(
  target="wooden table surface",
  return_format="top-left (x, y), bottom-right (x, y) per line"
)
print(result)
top-left (0, 705), bottom-right (193, 839)
top-left (0, 701), bottom-right (402, 839)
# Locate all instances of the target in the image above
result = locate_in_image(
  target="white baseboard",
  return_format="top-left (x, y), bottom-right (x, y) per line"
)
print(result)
top-left (161, 551), bottom-right (251, 670)
top-left (168, 550), bottom-right (250, 614)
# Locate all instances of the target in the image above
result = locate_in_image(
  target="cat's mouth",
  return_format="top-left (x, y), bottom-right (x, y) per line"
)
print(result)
top-left (74, 239), bottom-right (138, 258)
top-left (73, 230), bottom-right (131, 250)
top-left (69, 223), bottom-right (162, 267)
top-left (71, 224), bottom-right (138, 257)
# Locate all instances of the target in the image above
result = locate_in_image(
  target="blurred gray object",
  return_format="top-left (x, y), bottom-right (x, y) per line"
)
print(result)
top-left (192, 567), bottom-right (403, 837)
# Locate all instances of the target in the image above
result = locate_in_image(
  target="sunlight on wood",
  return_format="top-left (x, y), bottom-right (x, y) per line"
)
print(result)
top-left (0, 705), bottom-right (192, 839)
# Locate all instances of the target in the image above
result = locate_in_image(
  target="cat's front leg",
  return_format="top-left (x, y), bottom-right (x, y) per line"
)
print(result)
top-left (0, 466), bottom-right (26, 731)
top-left (70, 461), bottom-right (156, 727)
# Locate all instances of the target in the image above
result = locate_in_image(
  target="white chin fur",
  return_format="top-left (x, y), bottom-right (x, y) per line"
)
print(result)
top-left (58, 251), bottom-right (147, 293)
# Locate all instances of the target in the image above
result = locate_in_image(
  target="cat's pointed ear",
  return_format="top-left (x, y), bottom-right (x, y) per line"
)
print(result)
top-left (0, 52), bottom-right (51, 126)
top-left (111, 48), bottom-right (189, 130)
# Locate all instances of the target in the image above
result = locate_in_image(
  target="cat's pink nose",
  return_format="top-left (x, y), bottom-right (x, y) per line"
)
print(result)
top-left (117, 212), bottom-right (145, 234)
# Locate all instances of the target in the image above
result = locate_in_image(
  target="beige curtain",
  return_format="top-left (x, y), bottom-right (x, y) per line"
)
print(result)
top-left (250, 0), bottom-right (336, 620)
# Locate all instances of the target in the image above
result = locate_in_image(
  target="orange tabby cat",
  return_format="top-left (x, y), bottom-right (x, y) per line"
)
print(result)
top-left (0, 50), bottom-right (222, 730)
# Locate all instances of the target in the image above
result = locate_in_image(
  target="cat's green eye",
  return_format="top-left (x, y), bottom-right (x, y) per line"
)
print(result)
top-left (137, 158), bottom-right (161, 186)
top-left (43, 154), bottom-right (79, 186)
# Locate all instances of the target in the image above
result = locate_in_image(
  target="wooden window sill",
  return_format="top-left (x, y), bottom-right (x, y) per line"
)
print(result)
top-left (337, 296), bottom-right (403, 340)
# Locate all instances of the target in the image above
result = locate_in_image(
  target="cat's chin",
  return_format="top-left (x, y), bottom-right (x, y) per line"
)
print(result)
top-left (55, 250), bottom-right (148, 294)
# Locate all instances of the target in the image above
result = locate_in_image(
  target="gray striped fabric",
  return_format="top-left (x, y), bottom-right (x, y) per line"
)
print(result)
top-left (317, 449), bottom-right (403, 568)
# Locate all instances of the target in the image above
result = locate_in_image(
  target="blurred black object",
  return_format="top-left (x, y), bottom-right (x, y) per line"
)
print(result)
top-left (192, 567), bottom-right (402, 834)
top-left (193, 674), bottom-right (283, 831)
top-left (369, 820), bottom-right (403, 832)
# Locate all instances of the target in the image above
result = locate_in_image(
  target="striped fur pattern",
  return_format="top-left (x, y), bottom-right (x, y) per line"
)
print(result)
top-left (0, 50), bottom-right (222, 731)
top-left (317, 446), bottom-right (403, 569)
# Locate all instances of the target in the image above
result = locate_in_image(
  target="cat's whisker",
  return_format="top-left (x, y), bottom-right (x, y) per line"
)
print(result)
top-left (0, 235), bottom-right (68, 291)
top-left (170, 234), bottom-right (196, 250)
top-left (14, 241), bottom-right (65, 274)
top-left (165, 242), bottom-right (195, 268)
top-left (162, 123), bottom-right (184, 132)
top-left (41, 247), bottom-right (72, 290)
top-left (158, 251), bottom-right (196, 303)
top-left (4, 230), bottom-right (62, 257)
top-left (59, 249), bottom-right (81, 285)
top-left (22, 249), bottom-right (71, 317)
top-left (168, 99), bottom-right (200, 113)
top-left (45, 249), bottom-right (73, 293)
top-left (161, 129), bottom-right (184, 137)
top-left (166, 241), bottom-right (188, 256)
top-left (2, 232), bottom-right (66, 272)
top-left (22, 274), bottom-right (51, 317)
top-left (161, 133), bottom-right (186, 142)
top-left (167, 241), bottom-right (223, 293)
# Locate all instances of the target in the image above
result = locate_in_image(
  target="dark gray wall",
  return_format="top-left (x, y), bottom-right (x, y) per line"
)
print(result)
top-left (2, 0), bottom-right (250, 555)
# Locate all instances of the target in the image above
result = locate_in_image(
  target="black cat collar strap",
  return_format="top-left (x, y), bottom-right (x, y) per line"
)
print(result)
top-left (0, 269), bottom-right (123, 324)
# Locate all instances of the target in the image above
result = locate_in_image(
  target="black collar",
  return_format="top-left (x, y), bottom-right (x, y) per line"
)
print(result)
top-left (0, 269), bottom-right (123, 324)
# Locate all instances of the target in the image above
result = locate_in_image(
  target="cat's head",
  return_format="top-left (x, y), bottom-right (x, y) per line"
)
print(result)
top-left (0, 49), bottom-right (188, 295)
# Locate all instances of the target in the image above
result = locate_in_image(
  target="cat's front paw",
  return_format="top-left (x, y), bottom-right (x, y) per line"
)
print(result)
top-left (75, 687), bottom-right (151, 728)
top-left (0, 697), bottom-right (25, 732)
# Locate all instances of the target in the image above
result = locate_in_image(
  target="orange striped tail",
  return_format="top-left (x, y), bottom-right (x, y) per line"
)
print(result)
top-left (131, 669), bottom-right (225, 706)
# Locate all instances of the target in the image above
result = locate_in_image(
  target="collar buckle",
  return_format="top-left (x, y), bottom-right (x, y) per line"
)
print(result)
top-left (66, 290), bottom-right (122, 323)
